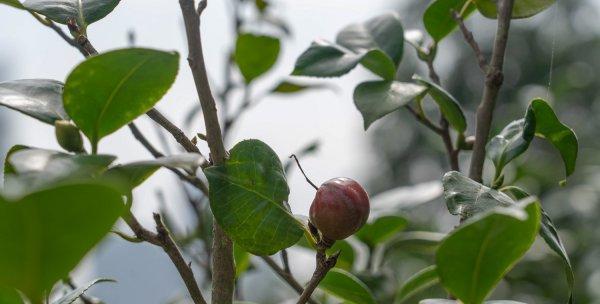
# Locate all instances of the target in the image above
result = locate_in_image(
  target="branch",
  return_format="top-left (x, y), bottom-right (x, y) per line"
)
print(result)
top-left (468, 0), bottom-right (516, 182)
top-left (67, 19), bottom-right (98, 56)
top-left (146, 108), bottom-right (204, 156)
top-left (124, 212), bottom-right (208, 304)
top-left (296, 241), bottom-right (339, 304)
top-left (29, 12), bottom-right (87, 56)
top-left (177, 0), bottom-right (235, 302)
top-left (128, 123), bottom-right (209, 195)
top-left (405, 105), bottom-right (443, 135)
top-left (452, 10), bottom-right (487, 72)
top-left (259, 256), bottom-right (319, 304)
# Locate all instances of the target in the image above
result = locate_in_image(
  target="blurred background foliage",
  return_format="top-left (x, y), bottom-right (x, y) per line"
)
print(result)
top-left (364, 0), bottom-right (600, 303)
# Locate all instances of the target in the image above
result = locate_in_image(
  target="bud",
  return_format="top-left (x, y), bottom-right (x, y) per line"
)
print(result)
top-left (55, 120), bottom-right (84, 153)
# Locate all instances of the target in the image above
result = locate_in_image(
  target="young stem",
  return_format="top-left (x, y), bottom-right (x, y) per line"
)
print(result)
top-left (289, 154), bottom-right (319, 190)
top-left (468, 0), bottom-right (516, 182)
top-left (296, 241), bottom-right (339, 304)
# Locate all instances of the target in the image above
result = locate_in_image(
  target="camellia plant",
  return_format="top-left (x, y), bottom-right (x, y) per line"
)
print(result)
top-left (0, 0), bottom-right (579, 303)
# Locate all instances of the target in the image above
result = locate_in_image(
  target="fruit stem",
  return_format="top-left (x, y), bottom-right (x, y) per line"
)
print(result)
top-left (289, 154), bottom-right (319, 190)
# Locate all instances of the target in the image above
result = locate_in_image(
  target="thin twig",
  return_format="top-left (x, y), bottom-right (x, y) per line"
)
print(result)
top-left (260, 256), bottom-right (319, 304)
top-left (296, 241), bottom-right (339, 304)
top-left (28, 12), bottom-right (87, 56)
top-left (452, 10), bottom-right (488, 72)
top-left (128, 123), bottom-right (209, 195)
top-left (405, 105), bottom-right (443, 135)
top-left (67, 19), bottom-right (98, 56)
top-left (146, 108), bottom-right (205, 157)
top-left (289, 154), bottom-right (319, 190)
top-left (469, 0), bottom-right (516, 182)
top-left (281, 249), bottom-right (291, 274)
top-left (177, 0), bottom-right (235, 302)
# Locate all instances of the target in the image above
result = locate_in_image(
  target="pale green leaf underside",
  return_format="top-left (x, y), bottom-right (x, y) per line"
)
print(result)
top-left (53, 278), bottom-right (114, 304)
top-left (0, 79), bottom-right (68, 124)
top-left (353, 80), bottom-right (426, 130)
top-left (205, 139), bottom-right (303, 255)
top-left (23, 0), bottom-right (121, 27)
top-left (436, 200), bottom-right (540, 304)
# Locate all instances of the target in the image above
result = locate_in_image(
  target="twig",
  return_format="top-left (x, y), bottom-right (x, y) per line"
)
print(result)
top-left (67, 18), bottom-right (98, 56)
top-left (422, 50), bottom-right (461, 171)
top-left (469, 0), bottom-right (516, 182)
top-left (123, 212), bottom-right (208, 304)
top-left (28, 12), bottom-right (87, 56)
top-left (281, 249), bottom-right (291, 274)
top-left (146, 108), bottom-right (204, 156)
top-left (452, 10), bottom-right (487, 72)
top-left (128, 123), bottom-right (209, 195)
top-left (260, 256), bottom-right (319, 304)
top-left (289, 154), bottom-right (319, 190)
top-left (405, 105), bottom-right (443, 135)
top-left (63, 278), bottom-right (95, 304)
top-left (177, 0), bottom-right (235, 302)
top-left (296, 241), bottom-right (339, 304)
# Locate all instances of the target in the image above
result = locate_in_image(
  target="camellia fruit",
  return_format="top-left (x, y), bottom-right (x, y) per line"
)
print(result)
top-left (309, 177), bottom-right (370, 241)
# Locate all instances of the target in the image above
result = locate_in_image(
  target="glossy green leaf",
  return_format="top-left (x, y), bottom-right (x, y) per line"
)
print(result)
top-left (102, 153), bottom-right (206, 192)
top-left (292, 40), bottom-right (395, 80)
top-left (235, 33), bottom-right (280, 83)
top-left (501, 186), bottom-right (574, 304)
top-left (53, 278), bottom-right (114, 304)
top-left (0, 182), bottom-right (124, 303)
top-left (0, 0), bottom-right (24, 9)
top-left (475, 0), bottom-right (555, 19)
top-left (424, 0), bottom-right (476, 42)
top-left (413, 75), bottom-right (467, 132)
top-left (270, 80), bottom-right (333, 94)
top-left (436, 199), bottom-right (540, 304)
top-left (23, 0), bottom-right (121, 28)
top-left (528, 98), bottom-right (578, 182)
top-left (335, 13), bottom-right (404, 66)
top-left (5, 147), bottom-right (115, 195)
top-left (319, 268), bottom-right (377, 304)
top-left (396, 265), bottom-right (440, 303)
top-left (0, 79), bottom-right (68, 124)
top-left (205, 139), bottom-right (303, 255)
top-left (486, 114), bottom-right (535, 177)
top-left (385, 231), bottom-right (445, 255)
top-left (353, 80), bottom-right (427, 130)
top-left (356, 215), bottom-right (408, 247)
top-left (442, 171), bottom-right (514, 218)
top-left (63, 48), bottom-right (179, 152)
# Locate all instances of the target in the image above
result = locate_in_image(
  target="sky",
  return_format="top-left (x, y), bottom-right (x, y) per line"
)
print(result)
top-left (0, 0), bottom-right (401, 302)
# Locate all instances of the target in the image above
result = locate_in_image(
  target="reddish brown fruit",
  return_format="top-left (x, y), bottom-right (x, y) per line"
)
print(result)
top-left (309, 177), bottom-right (370, 240)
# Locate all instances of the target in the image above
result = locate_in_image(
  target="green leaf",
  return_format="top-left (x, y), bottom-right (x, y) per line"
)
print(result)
top-left (424, 0), bottom-right (476, 42)
top-left (385, 231), bottom-right (445, 255)
top-left (353, 80), bottom-right (427, 130)
top-left (204, 139), bottom-right (303, 255)
top-left (335, 13), bottom-right (404, 66)
top-left (3, 145), bottom-right (29, 177)
top-left (63, 48), bottom-right (179, 152)
top-left (23, 0), bottom-right (121, 28)
top-left (0, 182), bottom-right (124, 303)
top-left (5, 147), bottom-right (115, 194)
top-left (396, 265), bottom-right (440, 303)
top-left (233, 245), bottom-right (251, 278)
top-left (420, 300), bottom-right (526, 304)
top-left (436, 199), bottom-right (540, 304)
top-left (0, 286), bottom-right (23, 304)
top-left (413, 75), bottom-right (467, 133)
top-left (442, 171), bottom-right (515, 219)
top-left (528, 98), bottom-right (578, 182)
top-left (235, 33), bottom-right (280, 83)
top-left (501, 186), bottom-right (574, 304)
top-left (319, 268), bottom-right (377, 304)
top-left (474, 0), bottom-right (555, 19)
top-left (486, 114), bottom-right (535, 178)
top-left (0, 79), bottom-right (68, 124)
top-left (0, 0), bottom-right (24, 9)
top-left (53, 278), bottom-right (114, 304)
top-left (102, 153), bottom-right (206, 193)
top-left (292, 40), bottom-right (395, 80)
top-left (270, 80), bottom-right (334, 94)
top-left (355, 215), bottom-right (408, 247)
